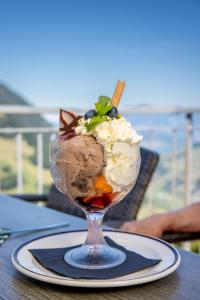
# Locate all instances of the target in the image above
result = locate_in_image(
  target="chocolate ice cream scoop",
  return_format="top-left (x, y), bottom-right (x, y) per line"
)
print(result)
top-left (55, 135), bottom-right (104, 199)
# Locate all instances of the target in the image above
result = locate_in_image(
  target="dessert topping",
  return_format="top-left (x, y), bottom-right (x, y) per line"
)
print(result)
top-left (84, 109), bottom-right (97, 119)
top-left (59, 109), bottom-right (80, 137)
top-left (95, 175), bottom-right (113, 193)
top-left (107, 106), bottom-right (119, 118)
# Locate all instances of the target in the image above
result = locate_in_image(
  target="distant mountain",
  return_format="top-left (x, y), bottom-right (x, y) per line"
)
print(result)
top-left (0, 84), bottom-right (50, 127)
top-left (0, 83), bottom-right (31, 105)
top-left (0, 83), bottom-right (52, 167)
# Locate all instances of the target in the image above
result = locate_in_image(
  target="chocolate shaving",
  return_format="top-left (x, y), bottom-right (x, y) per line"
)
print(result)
top-left (60, 131), bottom-right (77, 140)
top-left (60, 117), bottom-right (81, 133)
top-left (59, 108), bottom-right (81, 138)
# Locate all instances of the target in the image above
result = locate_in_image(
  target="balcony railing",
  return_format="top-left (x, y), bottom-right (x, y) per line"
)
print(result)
top-left (0, 105), bottom-right (200, 214)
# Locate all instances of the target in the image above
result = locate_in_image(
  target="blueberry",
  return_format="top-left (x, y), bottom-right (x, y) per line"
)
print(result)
top-left (84, 110), bottom-right (97, 119)
top-left (107, 107), bottom-right (119, 118)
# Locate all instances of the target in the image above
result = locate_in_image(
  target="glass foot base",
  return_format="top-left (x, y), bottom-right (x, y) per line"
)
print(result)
top-left (64, 244), bottom-right (126, 270)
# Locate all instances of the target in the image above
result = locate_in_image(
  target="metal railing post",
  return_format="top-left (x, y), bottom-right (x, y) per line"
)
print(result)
top-left (148, 129), bottom-right (154, 214)
top-left (183, 113), bottom-right (193, 251)
top-left (184, 113), bottom-right (193, 206)
top-left (171, 128), bottom-right (177, 197)
top-left (16, 133), bottom-right (23, 193)
top-left (37, 133), bottom-right (43, 194)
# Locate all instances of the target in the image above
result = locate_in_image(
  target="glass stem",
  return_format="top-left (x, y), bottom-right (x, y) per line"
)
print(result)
top-left (84, 211), bottom-right (107, 247)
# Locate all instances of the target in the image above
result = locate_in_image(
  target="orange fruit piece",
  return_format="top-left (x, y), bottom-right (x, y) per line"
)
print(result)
top-left (95, 176), bottom-right (113, 193)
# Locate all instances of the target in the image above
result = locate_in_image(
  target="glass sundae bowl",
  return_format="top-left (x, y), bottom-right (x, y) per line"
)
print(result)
top-left (50, 136), bottom-right (141, 269)
top-left (49, 82), bottom-right (142, 269)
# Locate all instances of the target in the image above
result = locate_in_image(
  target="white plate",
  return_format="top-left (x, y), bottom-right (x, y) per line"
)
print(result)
top-left (12, 230), bottom-right (180, 288)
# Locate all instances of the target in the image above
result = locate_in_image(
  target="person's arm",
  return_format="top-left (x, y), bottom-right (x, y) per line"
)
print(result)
top-left (120, 202), bottom-right (200, 238)
top-left (168, 202), bottom-right (200, 232)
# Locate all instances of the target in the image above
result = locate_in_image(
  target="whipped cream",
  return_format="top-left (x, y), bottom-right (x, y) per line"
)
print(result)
top-left (75, 117), bottom-right (143, 192)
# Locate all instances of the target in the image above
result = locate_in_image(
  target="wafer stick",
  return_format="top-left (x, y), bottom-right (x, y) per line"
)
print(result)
top-left (111, 80), bottom-right (126, 107)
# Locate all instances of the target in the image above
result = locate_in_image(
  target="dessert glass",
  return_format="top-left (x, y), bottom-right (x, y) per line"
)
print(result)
top-left (50, 137), bottom-right (141, 270)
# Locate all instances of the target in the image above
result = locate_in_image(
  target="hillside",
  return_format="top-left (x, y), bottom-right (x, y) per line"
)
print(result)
top-left (0, 136), bottom-right (52, 193)
top-left (138, 144), bottom-right (200, 219)
top-left (0, 84), bottom-right (49, 127)
top-left (0, 83), bottom-right (52, 167)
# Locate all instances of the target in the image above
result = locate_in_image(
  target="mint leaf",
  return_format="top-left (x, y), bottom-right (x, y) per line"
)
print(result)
top-left (86, 115), bottom-right (107, 131)
top-left (95, 96), bottom-right (112, 116)
top-left (84, 95), bottom-right (112, 131)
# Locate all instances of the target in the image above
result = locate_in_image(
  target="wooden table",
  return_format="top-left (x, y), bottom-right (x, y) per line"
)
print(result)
top-left (0, 195), bottom-right (200, 300)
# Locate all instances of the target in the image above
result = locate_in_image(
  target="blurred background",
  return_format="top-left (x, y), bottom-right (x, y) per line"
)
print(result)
top-left (0, 0), bottom-right (199, 224)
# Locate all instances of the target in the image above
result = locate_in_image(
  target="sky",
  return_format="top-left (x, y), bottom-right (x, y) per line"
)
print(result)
top-left (0, 0), bottom-right (200, 108)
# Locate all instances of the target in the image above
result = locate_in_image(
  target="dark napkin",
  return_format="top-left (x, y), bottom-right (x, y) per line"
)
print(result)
top-left (29, 237), bottom-right (161, 279)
